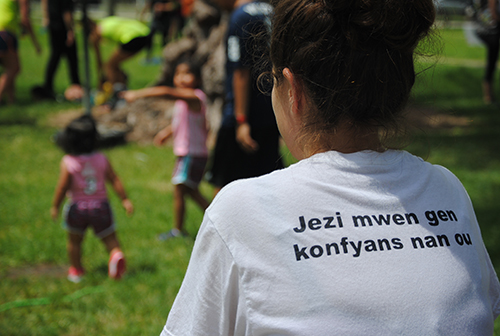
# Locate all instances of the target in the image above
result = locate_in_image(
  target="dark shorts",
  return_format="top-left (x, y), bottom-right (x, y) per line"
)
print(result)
top-left (120, 36), bottom-right (150, 53)
top-left (0, 31), bottom-right (18, 53)
top-left (63, 200), bottom-right (115, 238)
top-left (150, 14), bottom-right (172, 34)
top-left (172, 155), bottom-right (208, 189)
top-left (206, 125), bottom-right (284, 188)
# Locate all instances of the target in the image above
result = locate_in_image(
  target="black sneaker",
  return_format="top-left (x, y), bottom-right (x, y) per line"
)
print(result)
top-left (31, 86), bottom-right (55, 101)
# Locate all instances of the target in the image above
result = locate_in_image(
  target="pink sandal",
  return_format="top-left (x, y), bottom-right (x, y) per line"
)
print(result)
top-left (108, 250), bottom-right (126, 280)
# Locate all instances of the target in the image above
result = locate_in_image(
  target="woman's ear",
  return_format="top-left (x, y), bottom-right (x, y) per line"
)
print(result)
top-left (282, 68), bottom-right (304, 115)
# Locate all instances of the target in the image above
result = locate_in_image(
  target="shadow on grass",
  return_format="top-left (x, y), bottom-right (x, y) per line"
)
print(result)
top-left (476, 206), bottom-right (500, 262)
top-left (93, 262), bottom-right (158, 278)
top-left (0, 117), bottom-right (37, 126)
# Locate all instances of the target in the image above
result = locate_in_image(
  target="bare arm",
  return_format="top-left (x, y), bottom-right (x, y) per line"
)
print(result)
top-left (489, 0), bottom-right (499, 22)
top-left (51, 160), bottom-right (71, 220)
top-left (63, 10), bottom-right (75, 47)
top-left (121, 86), bottom-right (202, 111)
top-left (153, 125), bottom-right (173, 146)
top-left (19, 0), bottom-right (41, 54)
top-left (41, 0), bottom-right (48, 27)
top-left (234, 67), bottom-right (258, 153)
top-left (105, 163), bottom-right (134, 216)
top-left (90, 31), bottom-right (105, 87)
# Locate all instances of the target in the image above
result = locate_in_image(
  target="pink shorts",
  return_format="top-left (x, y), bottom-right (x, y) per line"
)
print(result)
top-left (63, 200), bottom-right (115, 238)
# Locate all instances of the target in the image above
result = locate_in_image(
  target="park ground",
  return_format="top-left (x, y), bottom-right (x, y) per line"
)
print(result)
top-left (2, 11), bottom-right (500, 335)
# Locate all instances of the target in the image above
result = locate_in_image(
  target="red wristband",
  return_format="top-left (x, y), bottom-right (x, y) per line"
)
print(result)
top-left (236, 114), bottom-right (247, 124)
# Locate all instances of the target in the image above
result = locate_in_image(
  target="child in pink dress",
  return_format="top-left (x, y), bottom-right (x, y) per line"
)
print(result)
top-left (51, 115), bottom-right (134, 282)
top-left (121, 59), bottom-right (209, 240)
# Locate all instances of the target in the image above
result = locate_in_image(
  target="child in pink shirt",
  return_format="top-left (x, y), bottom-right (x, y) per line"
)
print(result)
top-left (51, 114), bottom-right (134, 282)
top-left (121, 59), bottom-right (209, 240)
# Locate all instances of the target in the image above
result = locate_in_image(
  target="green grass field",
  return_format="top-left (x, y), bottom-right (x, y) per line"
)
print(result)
top-left (2, 20), bottom-right (500, 334)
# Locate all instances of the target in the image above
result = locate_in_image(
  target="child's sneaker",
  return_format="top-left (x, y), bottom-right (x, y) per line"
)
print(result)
top-left (67, 266), bottom-right (85, 283)
top-left (108, 250), bottom-right (126, 280)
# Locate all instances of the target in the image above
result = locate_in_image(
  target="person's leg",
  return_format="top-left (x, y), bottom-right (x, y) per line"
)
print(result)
top-left (173, 184), bottom-right (187, 232)
top-left (0, 32), bottom-right (20, 104)
top-left (105, 49), bottom-right (136, 84)
top-left (68, 232), bottom-right (85, 270)
top-left (101, 231), bottom-right (120, 253)
top-left (484, 36), bottom-right (500, 103)
top-left (145, 21), bottom-right (158, 60)
top-left (43, 28), bottom-right (65, 95)
top-left (65, 36), bottom-right (81, 86)
top-left (186, 186), bottom-right (210, 211)
top-left (0, 49), bottom-right (20, 104)
top-left (101, 232), bottom-right (126, 279)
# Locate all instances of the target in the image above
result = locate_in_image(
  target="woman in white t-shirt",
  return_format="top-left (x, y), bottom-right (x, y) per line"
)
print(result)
top-left (160, 0), bottom-right (500, 334)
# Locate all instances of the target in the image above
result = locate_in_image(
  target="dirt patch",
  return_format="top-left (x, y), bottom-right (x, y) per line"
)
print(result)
top-left (406, 106), bottom-right (472, 129)
top-left (46, 97), bottom-right (175, 145)
top-left (46, 109), bottom-right (85, 129)
top-left (4, 264), bottom-right (67, 279)
top-left (46, 102), bottom-right (472, 146)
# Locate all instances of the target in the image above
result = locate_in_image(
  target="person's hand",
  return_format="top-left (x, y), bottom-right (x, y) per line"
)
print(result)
top-left (66, 30), bottom-right (75, 47)
top-left (122, 199), bottom-right (134, 216)
top-left (236, 122), bottom-right (259, 153)
top-left (119, 90), bottom-right (138, 103)
top-left (64, 84), bottom-right (84, 101)
top-left (50, 206), bottom-right (59, 221)
top-left (153, 127), bottom-right (172, 146)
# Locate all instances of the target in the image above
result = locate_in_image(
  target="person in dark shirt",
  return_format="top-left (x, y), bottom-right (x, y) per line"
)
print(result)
top-left (32, 0), bottom-right (81, 101)
top-left (206, 0), bottom-right (283, 192)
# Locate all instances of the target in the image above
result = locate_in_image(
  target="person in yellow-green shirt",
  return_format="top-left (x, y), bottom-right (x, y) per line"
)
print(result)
top-left (0, 0), bottom-right (41, 104)
top-left (87, 16), bottom-right (150, 87)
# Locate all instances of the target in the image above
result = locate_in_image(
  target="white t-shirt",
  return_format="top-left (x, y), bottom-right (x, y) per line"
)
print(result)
top-left (161, 150), bottom-right (500, 336)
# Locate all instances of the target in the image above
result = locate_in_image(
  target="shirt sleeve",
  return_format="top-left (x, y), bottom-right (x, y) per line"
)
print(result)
top-left (194, 89), bottom-right (207, 115)
top-left (227, 11), bottom-right (254, 68)
top-left (98, 153), bottom-right (111, 175)
top-left (160, 215), bottom-right (242, 336)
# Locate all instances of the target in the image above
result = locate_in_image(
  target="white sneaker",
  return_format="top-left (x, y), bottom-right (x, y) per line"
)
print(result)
top-left (67, 266), bottom-right (85, 283)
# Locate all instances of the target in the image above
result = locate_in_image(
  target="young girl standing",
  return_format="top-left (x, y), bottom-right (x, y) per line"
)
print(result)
top-left (122, 60), bottom-right (210, 240)
top-left (51, 115), bottom-right (134, 283)
top-left (160, 0), bottom-right (500, 334)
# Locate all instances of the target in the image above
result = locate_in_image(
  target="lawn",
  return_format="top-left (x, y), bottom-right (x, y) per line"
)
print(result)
top-left (2, 17), bottom-right (500, 335)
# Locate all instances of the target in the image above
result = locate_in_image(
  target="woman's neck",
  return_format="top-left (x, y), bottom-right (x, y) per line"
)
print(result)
top-left (301, 126), bottom-right (384, 159)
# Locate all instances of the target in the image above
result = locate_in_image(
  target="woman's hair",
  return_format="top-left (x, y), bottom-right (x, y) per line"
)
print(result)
top-left (57, 114), bottom-right (98, 155)
top-left (269, 0), bottom-right (435, 143)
